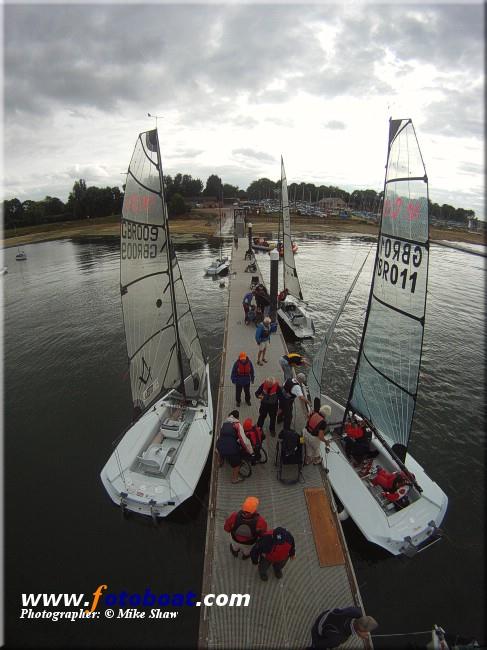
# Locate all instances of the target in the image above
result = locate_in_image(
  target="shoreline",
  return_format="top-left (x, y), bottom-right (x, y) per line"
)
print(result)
top-left (2, 212), bottom-right (486, 249)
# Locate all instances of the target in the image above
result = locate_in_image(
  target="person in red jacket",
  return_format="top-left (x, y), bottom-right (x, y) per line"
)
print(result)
top-left (224, 496), bottom-right (268, 559)
top-left (250, 526), bottom-right (295, 581)
top-left (371, 468), bottom-right (412, 504)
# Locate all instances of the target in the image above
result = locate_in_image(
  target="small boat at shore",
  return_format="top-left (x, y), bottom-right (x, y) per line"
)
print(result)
top-left (252, 237), bottom-right (275, 252)
top-left (309, 118), bottom-right (447, 556)
top-left (16, 249), bottom-right (27, 261)
top-left (206, 195), bottom-right (230, 275)
top-left (100, 128), bottom-right (213, 519)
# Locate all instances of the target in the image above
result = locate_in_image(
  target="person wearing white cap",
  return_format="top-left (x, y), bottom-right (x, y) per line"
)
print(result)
top-left (303, 404), bottom-right (331, 465)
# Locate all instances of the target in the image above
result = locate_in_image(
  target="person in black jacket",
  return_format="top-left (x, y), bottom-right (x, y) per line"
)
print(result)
top-left (309, 607), bottom-right (378, 648)
top-left (255, 377), bottom-right (281, 436)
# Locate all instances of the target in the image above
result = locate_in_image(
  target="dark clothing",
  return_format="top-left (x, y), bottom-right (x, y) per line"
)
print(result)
top-left (224, 510), bottom-right (268, 545)
top-left (250, 528), bottom-right (295, 565)
top-left (310, 607), bottom-right (361, 649)
top-left (258, 556), bottom-right (288, 579)
top-left (280, 398), bottom-right (294, 430)
top-left (217, 421), bottom-right (241, 456)
top-left (255, 381), bottom-right (281, 433)
top-left (231, 358), bottom-right (255, 386)
top-left (236, 383), bottom-right (251, 405)
top-left (257, 401), bottom-right (278, 434)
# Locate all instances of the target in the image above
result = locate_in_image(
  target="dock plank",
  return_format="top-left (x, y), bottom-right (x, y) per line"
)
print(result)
top-left (305, 487), bottom-right (345, 567)
top-left (199, 239), bottom-right (368, 649)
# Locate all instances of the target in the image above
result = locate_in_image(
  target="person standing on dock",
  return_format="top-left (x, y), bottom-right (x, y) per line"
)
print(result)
top-left (279, 352), bottom-right (311, 381)
top-left (279, 374), bottom-right (310, 431)
top-left (250, 526), bottom-right (296, 581)
top-left (255, 377), bottom-right (281, 436)
top-left (242, 290), bottom-right (254, 325)
top-left (255, 317), bottom-right (271, 365)
top-left (303, 404), bottom-right (331, 465)
top-left (309, 607), bottom-right (378, 648)
top-left (231, 352), bottom-right (255, 406)
top-left (216, 410), bottom-right (254, 484)
top-left (224, 496), bottom-right (268, 560)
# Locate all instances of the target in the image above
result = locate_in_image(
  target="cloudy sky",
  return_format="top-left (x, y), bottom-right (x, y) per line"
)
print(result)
top-left (3, 2), bottom-right (484, 218)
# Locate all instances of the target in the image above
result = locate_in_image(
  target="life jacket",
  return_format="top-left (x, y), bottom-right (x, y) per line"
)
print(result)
top-left (306, 412), bottom-right (326, 436)
top-left (283, 353), bottom-right (303, 366)
top-left (261, 382), bottom-right (279, 404)
top-left (344, 422), bottom-right (365, 440)
top-left (245, 425), bottom-right (264, 449)
top-left (262, 529), bottom-right (293, 563)
top-left (230, 510), bottom-right (261, 544)
top-left (372, 469), bottom-right (411, 502)
top-left (236, 359), bottom-right (251, 377)
top-left (281, 378), bottom-right (298, 400)
top-left (216, 421), bottom-right (240, 456)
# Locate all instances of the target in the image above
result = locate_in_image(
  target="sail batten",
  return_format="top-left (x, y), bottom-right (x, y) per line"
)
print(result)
top-left (346, 119), bottom-right (429, 451)
top-left (121, 129), bottom-right (207, 411)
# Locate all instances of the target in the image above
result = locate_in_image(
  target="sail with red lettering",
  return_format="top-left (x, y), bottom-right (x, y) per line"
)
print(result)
top-left (121, 129), bottom-right (206, 411)
top-left (346, 118), bottom-right (429, 458)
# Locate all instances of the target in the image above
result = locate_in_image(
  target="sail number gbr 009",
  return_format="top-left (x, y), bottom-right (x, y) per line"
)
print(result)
top-left (121, 220), bottom-right (159, 260)
top-left (376, 236), bottom-right (423, 294)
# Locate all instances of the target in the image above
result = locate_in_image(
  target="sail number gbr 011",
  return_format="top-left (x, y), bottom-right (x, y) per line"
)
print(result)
top-left (376, 236), bottom-right (423, 294)
top-left (121, 219), bottom-right (159, 260)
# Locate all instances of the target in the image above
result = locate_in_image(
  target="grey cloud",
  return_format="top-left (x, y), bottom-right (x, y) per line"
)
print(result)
top-left (232, 149), bottom-right (276, 164)
top-left (420, 85), bottom-right (483, 139)
top-left (324, 120), bottom-right (346, 130)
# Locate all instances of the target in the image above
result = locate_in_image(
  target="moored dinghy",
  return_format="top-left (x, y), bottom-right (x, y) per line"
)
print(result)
top-left (100, 129), bottom-right (213, 519)
top-left (309, 119), bottom-right (447, 556)
top-left (277, 156), bottom-right (314, 339)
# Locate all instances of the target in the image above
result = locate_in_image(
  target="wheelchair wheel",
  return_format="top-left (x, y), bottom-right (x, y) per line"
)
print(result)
top-left (239, 459), bottom-right (252, 478)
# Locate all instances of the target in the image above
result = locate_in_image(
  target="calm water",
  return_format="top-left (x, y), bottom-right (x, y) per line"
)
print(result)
top-left (3, 233), bottom-right (485, 647)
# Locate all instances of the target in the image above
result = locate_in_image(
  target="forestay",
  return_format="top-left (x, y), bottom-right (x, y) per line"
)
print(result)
top-left (281, 157), bottom-right (303, 300)
top-left (346, 119), bottom-right (429, 454)
top-left (120, 129), bottom-right (206, 412)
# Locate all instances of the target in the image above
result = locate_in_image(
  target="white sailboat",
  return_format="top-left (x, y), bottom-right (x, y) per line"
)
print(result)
top-left (100, 129), bottom-right (213, 519)
top-left (277, 157), bottom-right (314, 339)
top-left (206, 191), bottom-right (229, 275)
top-left (16, 249), bottom-right (27, 261)
top-left (309, 119), bottom-right (447, 556)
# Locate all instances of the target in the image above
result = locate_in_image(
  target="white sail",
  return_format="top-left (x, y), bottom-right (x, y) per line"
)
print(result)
top-left (281, 157), bottom-right (303, 300)
top-left (121, 130), bottom-right (206, 411)
top-left (346, 119), bottom-right (429, 455)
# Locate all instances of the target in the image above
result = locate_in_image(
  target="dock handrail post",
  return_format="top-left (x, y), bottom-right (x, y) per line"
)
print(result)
top-left (247, 221), bottom-right (253, 258)
top-left (269, 248), bottom-right (279, 320)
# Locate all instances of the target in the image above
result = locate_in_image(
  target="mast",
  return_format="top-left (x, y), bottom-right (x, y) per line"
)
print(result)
top-left (155, 129), bottom-right (187, 399)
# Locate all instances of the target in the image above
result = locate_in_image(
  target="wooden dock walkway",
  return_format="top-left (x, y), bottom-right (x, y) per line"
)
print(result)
top-left (199, 238), bottom-right (368, 650)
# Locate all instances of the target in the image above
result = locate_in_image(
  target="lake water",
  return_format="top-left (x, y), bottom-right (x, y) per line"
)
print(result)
top-left (3, 233), bottom-right (485, 647)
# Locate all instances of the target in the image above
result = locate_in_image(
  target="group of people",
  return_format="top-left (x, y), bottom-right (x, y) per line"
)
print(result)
top-left (219, 349), bottom-right (340, 480)
top-left (242, 285), bottom-right (271, 326)
top-left (224, 496), bottom-right (378, 645)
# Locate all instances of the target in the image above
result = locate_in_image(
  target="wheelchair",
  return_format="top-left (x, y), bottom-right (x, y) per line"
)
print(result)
top-left (274, 429), bottom-right (304, 485)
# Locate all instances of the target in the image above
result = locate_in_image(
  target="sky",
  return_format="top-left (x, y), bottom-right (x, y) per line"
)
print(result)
top-left (2, 1), bottom-right (485, 218)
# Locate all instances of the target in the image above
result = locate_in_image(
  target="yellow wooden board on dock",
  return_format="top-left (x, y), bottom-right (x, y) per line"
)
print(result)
top-left (305, 487), bottom-right (345, 567)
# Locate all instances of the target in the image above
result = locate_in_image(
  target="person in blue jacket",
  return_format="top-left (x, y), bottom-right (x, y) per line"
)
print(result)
top-left (231, 352), bottom-right (255, 406)
top-left (255, 316), bottom-right (271, 366)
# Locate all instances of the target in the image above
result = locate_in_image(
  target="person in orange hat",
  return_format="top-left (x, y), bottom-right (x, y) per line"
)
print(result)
top-left (230, 352), bottom-right (255, 407)
top-left (224, 496), bottom-right (268, 559)
top-left (242, 417), bottom-right (265, 463)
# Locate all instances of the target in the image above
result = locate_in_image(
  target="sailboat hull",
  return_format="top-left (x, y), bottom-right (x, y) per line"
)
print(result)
top-left (277, 297), bottom-right (314, 339)
top-left (318, 395), bottom-right (448, 556)
top-left (206, 258), bottom-right (230, 275)
top-left (101, 365), bottom-right (213, 518)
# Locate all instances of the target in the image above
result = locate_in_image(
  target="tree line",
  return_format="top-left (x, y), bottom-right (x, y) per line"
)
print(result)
top-left (3, 173), bottom-right (476, 230)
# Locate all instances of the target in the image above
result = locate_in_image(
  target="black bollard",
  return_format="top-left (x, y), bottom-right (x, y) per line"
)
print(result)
top-left (269, 248), bottom-right (279, 321)
top-left (245, 221), bottom-right (253, 260)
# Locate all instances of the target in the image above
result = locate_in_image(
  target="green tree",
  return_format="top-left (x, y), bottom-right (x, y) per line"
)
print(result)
top-left (168, 192), bottom-right (186, 217)
top-left (204, 174), bottom-right (223, 198)
top-left (3, 198), bottom-right (23, 228)
top-left (222, 183), bottom-right (239, 198)
top-left (67, 179), bottom-right (87, 219)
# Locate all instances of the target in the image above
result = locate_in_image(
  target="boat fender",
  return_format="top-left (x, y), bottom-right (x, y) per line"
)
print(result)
top-left (338, 507), bottom-right (349, 521)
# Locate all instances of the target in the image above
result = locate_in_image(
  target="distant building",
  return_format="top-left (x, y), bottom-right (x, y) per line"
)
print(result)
top-left (318, 197), bottom-right (347, 210)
